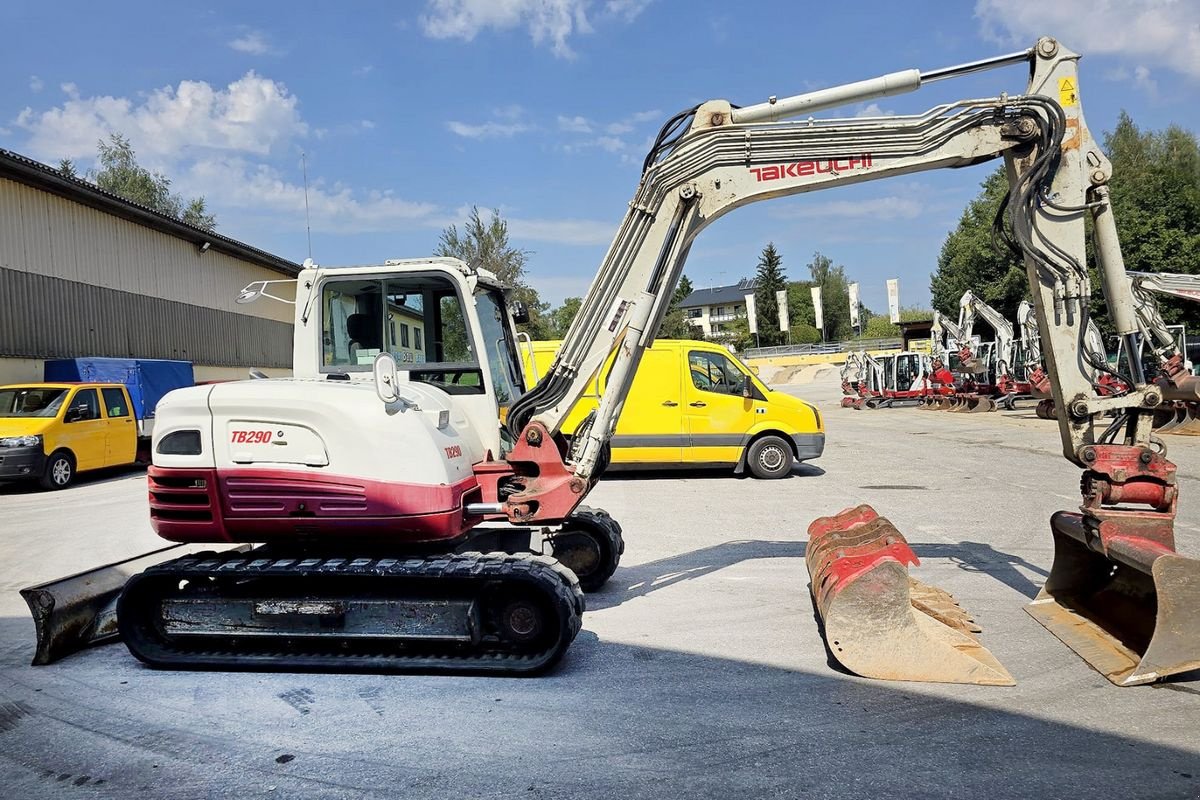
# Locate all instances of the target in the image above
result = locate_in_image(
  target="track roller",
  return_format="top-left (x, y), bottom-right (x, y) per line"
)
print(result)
top-left (548, 505), bottom-right (624, 592)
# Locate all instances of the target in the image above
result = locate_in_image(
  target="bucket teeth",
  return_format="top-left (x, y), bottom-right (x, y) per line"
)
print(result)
top-left (806, 505), bottom-right (1014, 686)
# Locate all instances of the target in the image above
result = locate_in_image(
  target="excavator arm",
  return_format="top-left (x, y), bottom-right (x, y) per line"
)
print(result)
top-left (959, 291), bottom-right (1016, 379)
top-left (509, 36), bottom-right (1148, 486)
top-left (498, 37), bottom-right (1200, 686)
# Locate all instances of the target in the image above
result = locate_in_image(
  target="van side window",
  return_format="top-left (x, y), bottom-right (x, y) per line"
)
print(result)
top-left (66, 389), bottom-right (100, 422)
top-left (101, 388), bottom-right (130, 418)
top-left (688, 351), bottom-right (746, 395)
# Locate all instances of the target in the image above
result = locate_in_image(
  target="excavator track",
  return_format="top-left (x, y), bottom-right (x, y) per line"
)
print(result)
top-left (117, 551), bottom-right (584, 675)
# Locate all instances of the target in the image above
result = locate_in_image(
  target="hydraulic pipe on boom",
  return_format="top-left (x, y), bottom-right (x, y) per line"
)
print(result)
top-left (503, 37), bottom-right (1200, 685)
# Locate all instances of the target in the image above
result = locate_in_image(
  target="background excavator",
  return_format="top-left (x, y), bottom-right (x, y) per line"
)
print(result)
top-left (23, 37), bottom-right (1200, 686)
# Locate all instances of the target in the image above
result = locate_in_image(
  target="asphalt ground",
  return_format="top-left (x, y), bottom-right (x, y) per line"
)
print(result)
top-left (1, 377), bottom-right (1198, 799)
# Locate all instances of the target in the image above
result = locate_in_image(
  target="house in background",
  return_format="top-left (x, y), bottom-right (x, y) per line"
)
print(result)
top-left (678, 277), bottom-right (757, 337)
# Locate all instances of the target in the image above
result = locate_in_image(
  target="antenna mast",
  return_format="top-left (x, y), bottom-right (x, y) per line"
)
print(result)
top-left (301, 152), bottom-right (313, 260)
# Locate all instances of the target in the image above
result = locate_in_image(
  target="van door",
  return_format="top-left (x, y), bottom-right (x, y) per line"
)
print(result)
top-left (609, 347), bottom-right (683, 464)
top-left (683, 349), bottom-right (757, 465)
top-left (101, 387), bottom-right (137, 465)
top-left (59, 388), bottom-right (107, 471)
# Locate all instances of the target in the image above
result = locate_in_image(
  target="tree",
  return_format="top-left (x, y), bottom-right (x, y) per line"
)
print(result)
top-left (435, 206), bottom-right (550, 338)
top-left (930, 112), bottom-right (1200, 330)
top-left (929, 168), bottom-right (1025, 323)
top-left (808, 252), bottom-right (852, 341)
top-left (548, 297), bottom-right (582, 338)
top-left (753, 243), bottom-right (788, 346)
top-left (1101, 112), bottom-right (1200, 328)
top-left (57, 158), bottom-right (77, 179)
top-left (89, 134), bottom-right (217, 232)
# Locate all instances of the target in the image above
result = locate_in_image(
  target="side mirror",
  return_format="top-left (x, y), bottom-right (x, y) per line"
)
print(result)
top-left (742, 378), bottom-right (753, 399)
top-left (373, 352), bottom-right (399, 404)
top-left (511, 301), bottom-right (530, 325)
top-left (65, 406), bottom-right (86, 423)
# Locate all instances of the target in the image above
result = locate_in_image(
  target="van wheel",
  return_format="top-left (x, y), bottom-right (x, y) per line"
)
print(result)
top-left (747, 436), bottom-right (793, 479)
top-left (40, 450), bottom-right (75, 490)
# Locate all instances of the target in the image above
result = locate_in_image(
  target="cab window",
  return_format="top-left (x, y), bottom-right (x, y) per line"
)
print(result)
top-left (474, 289), bottom-right (524, 408)
top-left (66, 389), bottom-right (100, 422)
top-left (320, 274), bottom-right (483, 393)
top-left (688, 351), bottom-right (747, 395)
top-left (102, 388), bottom-right (130, 418)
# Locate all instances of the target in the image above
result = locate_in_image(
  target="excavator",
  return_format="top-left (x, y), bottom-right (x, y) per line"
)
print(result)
top-left (960, 290), bottom-right (1023, 408)
top-left (23, 37), bottom-right (1200, 686)
top-left (920, 307), bottom-right (994, 412)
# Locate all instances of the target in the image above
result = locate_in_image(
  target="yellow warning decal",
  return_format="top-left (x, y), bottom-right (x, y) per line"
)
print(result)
top-left (1058, 77), bottom-right (1078, 107)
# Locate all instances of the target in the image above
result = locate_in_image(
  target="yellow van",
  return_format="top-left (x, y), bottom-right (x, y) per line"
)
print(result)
top-left (0, 382), bottom-right (142, 489)
top-left (521, 339), bottom-right (824, 478)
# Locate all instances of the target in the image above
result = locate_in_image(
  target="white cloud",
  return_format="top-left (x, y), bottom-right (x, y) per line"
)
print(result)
top-left (854, 103), bottom-right (895, 117)
top-left (14, 72), bottom-right (307, 162)
top-left (446, 120), bottom-right (531, 138)
top-left (419, 0), bottom-right (652, 58)
top-left (29, 76), bottom-right (43, 93)
top-left (352, 65), bottom-right (374, 77)
top-left (509, 215), bottom-right (616, 245)
top-left (558, 114), bottom-right (592, 133)
top-left (975, 0), bottom-right (1200, 79)
top-left (421, 0), bottom-right (591, 58)
top-left (493, 104), bottom-right (525, 120)
top-left (187, 157), bottom-right (440, 234)
top-left (604, 0), bottom-right (652, 22)
top-left (228, 30), bottom-right (278, 56)
top-left (773, 195), bottom-right (924, 222)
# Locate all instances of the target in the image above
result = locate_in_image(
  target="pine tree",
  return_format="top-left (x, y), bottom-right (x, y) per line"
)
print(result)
top-left (753, 243), bottom-right (787, 346)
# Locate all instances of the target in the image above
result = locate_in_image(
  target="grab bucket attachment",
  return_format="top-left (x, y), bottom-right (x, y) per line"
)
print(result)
top-left (19, 543), bottom-right (246, 665)
top-left (1025, 511), bottom-right (1200, 686)
top-left (806, 505), bottom-right (1014, 686)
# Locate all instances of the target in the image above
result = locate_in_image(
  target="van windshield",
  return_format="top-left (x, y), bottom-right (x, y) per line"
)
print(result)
top-left (0, 387), bottom-right (67, 418)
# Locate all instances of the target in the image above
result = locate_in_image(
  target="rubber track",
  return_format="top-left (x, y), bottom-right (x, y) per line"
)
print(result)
top-left (562, 506), bottom-right (625, 592)
top-left (117, 551), bottom-right (584, 676)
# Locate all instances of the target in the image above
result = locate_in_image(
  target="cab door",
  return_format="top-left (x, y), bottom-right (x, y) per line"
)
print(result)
top-left (101, 387), bottom-right (137, 465)
top-left (58, 388), bottom-right (107, 471)
top-left (683, 349), bottom-right (757, 465)
top-left (609, 347), bottom-right (683, 464)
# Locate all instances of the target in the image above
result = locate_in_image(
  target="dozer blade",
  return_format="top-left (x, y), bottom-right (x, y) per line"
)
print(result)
top-left (806, 505), bottom-right (1014, 686)
top-left (1026, 511), bottom-right (1200, 686)
top-left (20, 544), bottom-right (247, 665)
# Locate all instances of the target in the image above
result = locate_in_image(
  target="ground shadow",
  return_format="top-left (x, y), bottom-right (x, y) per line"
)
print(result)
top-left (589, 538), bottom-right (1047, 611)
top-left (602, 463), bottom-right (825, 481)
top-left (0, 464), bottom-right (146, 496)
top-left (0, 619), bottom-right (1197, 799)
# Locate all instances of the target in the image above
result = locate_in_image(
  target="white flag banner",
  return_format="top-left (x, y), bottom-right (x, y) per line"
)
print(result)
top-left (776, 289), bottom-right (789, 332)
top-left (887, 278), bottom-right (901, 324)
top-left (849, 282), bottom-right (861, 327)
top-left (811, 286), bottom-right (824, 332)
top-left (745, 293), bottom-right (758, 334)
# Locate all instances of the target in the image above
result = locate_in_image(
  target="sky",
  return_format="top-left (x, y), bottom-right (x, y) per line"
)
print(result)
top-left (1, 1), bottom-right (1197, 315)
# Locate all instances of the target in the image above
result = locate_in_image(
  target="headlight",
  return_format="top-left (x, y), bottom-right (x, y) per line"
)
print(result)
top-left (0, 434), bottom-right (42, 448)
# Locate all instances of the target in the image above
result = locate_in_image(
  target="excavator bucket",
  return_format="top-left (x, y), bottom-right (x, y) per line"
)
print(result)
top-left (19, 544), bottom-right (245, 665)
top-left (806, 505), bottom-right (1014, 686)
top-left (1152, 403), bottom-right (1188, 433)
top-left (1026, 511), bottom-right (1200, 686)
top-left (967, 396), bottom-right (997, 413)
top-left (1165, 403), bottom-right (1200, 436)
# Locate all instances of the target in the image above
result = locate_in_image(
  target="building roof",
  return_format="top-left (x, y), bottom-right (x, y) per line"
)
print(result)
top-left (678, 277), bottom-right (758, 309)
top-left (0, 147), bottom-right (302, 277)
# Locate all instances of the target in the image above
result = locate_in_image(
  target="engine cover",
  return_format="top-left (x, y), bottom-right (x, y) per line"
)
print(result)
top-left (148, 378), bottom-right (488, 545)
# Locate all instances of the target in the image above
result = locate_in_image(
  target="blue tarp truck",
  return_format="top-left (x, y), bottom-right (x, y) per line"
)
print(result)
top-left (0, 358), bottom-right (193, 489)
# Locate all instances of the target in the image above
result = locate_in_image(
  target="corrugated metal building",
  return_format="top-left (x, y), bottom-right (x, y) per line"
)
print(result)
top-left (0, 147), bottom-right (301, 383)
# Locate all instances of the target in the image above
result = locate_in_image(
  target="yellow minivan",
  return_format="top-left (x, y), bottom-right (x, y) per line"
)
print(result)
top-left (0, 382), bottom-right (142, 489)
top-left (521, 339), bottom-right (824, 478)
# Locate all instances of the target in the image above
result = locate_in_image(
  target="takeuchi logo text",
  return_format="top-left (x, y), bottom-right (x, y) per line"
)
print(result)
top-left (750, 154), bottom-right (873, 182)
